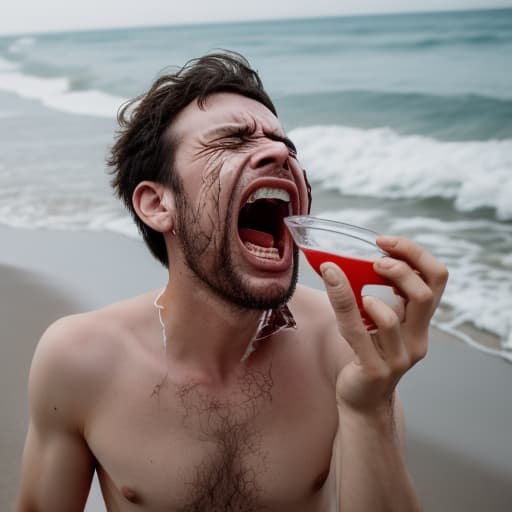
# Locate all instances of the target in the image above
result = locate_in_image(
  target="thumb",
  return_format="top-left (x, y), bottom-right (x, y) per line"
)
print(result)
top-left (320, 262), bottom-right (365, 335)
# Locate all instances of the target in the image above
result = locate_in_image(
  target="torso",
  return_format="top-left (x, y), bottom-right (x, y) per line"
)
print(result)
top-left (81, 287), bottom-right (342, 511)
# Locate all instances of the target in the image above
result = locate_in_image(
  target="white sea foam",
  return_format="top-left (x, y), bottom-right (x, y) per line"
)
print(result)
top-left (0, 198), bottom-right (139, 240)
top-left (0, 60), bottom-right (126, 118)
top-left (319, 208), bottom-right (512, 361)
top-left (7, 37), bottom-right (36, 54)
top-left (290, 125), bottom-right (512, 220)
top-left (0, 57), bottom-right (18, 71)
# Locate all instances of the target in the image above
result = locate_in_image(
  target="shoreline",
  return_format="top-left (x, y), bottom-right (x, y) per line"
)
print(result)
top-left (2, 223), bottom-right (507, 359)
top-left (1, 226), bottom-right (511, 510)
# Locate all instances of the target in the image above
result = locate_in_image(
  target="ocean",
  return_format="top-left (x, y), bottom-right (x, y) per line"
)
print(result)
top-left (0, 9), bottom-right (511, 361)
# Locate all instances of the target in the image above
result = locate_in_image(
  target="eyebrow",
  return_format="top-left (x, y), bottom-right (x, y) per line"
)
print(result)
top-left (265, 131), bottom-right (297, 154)
top-left (204, 124), bottom-right (297, 154)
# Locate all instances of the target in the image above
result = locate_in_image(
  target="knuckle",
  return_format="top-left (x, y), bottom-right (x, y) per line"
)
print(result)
top-left (389, 259), bottom-right (408, 275)
top-left (378, 310), bottom-right (399, 331)
top-left (385, 256), bottom-right (408, 277)
top-left (366, 364), bottom-right (391, 382)
top-left (413, 287), bottom-right (434, 305)
top-left (410, 343), bottom-right (428, 363)
top-left (392, 354), bottom-right (411, 374)
top-left (398, 237), bottom-right (421, 258)
top-left (330, 286), bottom-right (356, 314)
top-left (435, 264), bottom-right (449, 285)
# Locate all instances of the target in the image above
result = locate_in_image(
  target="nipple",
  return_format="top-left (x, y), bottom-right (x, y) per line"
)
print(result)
top-left (121, 485), bottom-right (140, 504)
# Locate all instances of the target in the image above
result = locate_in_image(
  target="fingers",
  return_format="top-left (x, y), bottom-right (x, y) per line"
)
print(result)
top-left (374, 256), bottom-right (435, 332)
top-left (376, 235), bottom-right (449, 301)
top-left (375, 236), bottom-right (448, 336)
top-left (362, 296), bottom-right (405, 363)
top-left (362, 296), bottom-right (427, 368)
top-left (320, 263), bottom-right (382, 368)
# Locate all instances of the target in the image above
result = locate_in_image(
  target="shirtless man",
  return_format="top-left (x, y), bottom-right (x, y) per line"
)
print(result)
top-left (16, 52), bottom-right (448, 511)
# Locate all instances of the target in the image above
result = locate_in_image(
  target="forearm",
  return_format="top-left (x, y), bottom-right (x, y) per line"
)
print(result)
top-left (335, 400), bottom-right (421, 512)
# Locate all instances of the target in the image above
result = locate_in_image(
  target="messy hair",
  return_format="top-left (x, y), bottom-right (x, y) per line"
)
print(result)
top-left (108, 51), bottom-right (277, 266)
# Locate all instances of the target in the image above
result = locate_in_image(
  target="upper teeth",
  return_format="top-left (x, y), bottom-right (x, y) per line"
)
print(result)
top-left (246, 187), bottom-right (290, 203)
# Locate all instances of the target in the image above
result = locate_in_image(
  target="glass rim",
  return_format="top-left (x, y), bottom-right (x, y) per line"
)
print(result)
top-left (284, 215), bottom-right (386, 254)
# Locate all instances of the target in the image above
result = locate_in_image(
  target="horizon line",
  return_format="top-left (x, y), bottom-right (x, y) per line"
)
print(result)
top-left (0, 6), bottom-right (510, 38)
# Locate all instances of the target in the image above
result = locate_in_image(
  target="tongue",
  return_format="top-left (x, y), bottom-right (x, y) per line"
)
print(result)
top-left (239, 228), bottom-right (275, 248)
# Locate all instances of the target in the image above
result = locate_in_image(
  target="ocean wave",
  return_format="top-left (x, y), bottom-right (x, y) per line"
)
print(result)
top-left (278, 90), bottom-right (512, 140)
top-left (290, 125), bottom-right (512, 220)
top-left (381, 33), bottom-right (507, 50)
top-left (0, 58), bottom-right (126, 118)
top-left (0, 57), bottom-right (18, 71)
top-left (7, 36), bottom-right (36, 54)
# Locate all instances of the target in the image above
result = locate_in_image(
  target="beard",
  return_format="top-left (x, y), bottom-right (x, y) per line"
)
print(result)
top-left (174, 181), bottom-right (299, 311)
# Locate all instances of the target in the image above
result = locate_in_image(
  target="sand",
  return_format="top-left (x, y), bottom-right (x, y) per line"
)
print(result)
top-left (1, 226), bottom-right (511, 511)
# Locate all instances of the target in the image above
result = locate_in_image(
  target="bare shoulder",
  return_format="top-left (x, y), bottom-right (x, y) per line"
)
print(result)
top-left (29, 290), bottom-right (158, 430)
top-left (29, 312), bottom-right (116, 431)
top-left (289, 284), bottom-right (337, 335)
top-left (289, 284), bottom-right (355, 379)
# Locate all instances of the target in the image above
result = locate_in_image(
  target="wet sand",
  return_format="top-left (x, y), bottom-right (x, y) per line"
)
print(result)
top-left (1, 226), bottom-right (511, 511)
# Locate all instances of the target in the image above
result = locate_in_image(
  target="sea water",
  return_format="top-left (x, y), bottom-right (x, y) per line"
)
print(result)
top-left (0, 9), bottom-right (511, 360)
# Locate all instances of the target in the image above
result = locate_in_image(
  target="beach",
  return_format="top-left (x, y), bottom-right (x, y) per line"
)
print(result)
top-left (1, 226), bottom-right (511, 511)
top-left (2, 10), bottom-right (512, 359)
top-left (1, 9), bottom-right (512, 510)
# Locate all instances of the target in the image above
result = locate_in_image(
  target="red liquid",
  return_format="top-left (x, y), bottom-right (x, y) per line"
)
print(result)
top-left (302, 247), bottom-right (390, 330)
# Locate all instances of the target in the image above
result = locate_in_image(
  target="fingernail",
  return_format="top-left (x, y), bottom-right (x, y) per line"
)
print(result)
top-left (362, 295), bottom-right (374, 306)
top-left (320, 263), bottom-right (340, 286)
top-left (376, 257), bottom-right (395, 269)
top-left (377, 235), bottom-right (398, 248)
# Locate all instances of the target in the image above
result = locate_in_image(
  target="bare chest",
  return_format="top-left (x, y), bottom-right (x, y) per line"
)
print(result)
top-left (86, 361), bottom-right (338, 511)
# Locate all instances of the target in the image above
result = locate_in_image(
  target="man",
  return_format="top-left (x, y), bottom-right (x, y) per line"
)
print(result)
top-left (17, 52), bottom-right (448, 511)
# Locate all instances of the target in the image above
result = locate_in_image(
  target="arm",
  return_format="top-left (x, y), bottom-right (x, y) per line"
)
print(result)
top-left (333, 392), bottom-right (419, 512)
top-left (16, 319), bottom-right (96, 512)
top-left (322, 235), bottom-right (448, 511)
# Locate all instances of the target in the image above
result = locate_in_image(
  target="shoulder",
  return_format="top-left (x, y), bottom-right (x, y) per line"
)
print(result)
top-left (289, 284), bottom-right (336, 338)
top-left (289, 285), bottom-right (355, 382)
top-left (28, 291), bottom-right (155, 432)
top-left (290, 284), bottom-right (331, 311)
top-left (28, 311), bottom-right (116, 431)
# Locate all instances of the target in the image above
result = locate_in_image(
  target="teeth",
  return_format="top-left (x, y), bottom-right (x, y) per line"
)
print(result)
top-left (244, 242), bottom-right (281, 261)
top-left (246, 187), bottom-right (290, 204)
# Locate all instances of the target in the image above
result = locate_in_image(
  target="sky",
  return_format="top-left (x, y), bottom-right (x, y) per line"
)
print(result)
top-left (1, 0), bottom-right (512, 36)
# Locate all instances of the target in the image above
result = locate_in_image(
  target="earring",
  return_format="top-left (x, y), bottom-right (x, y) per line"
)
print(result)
top-left (171, 228), bottom-right (177, 236)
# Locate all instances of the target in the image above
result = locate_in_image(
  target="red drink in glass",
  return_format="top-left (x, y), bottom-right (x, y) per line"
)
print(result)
top-left (285, 215), bottom-right (394, 331)
top-left (301, 247), bottom-right (390, 330)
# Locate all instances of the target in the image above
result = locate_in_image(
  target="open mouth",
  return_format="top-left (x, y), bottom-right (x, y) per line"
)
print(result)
top-left (238, 186), bottom-right (292, 262)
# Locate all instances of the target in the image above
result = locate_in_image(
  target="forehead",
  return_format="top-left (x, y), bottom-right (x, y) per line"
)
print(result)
top-left (170, 92), bottom-right (284, 142)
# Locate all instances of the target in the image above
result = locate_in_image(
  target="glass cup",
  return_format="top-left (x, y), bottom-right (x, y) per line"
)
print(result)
top-left (284, 215), bottom-right (396, 330)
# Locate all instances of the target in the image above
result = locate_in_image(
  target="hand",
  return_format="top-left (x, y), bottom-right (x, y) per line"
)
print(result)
top-left (321, 235), bottom-right (448, 416)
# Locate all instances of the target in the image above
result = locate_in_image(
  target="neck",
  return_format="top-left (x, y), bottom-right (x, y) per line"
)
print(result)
top-left (155, 277), bottom-right (264, 382)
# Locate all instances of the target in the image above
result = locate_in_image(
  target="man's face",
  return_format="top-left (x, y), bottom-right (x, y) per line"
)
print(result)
top-left (170, 92), bottom-right (310, 310)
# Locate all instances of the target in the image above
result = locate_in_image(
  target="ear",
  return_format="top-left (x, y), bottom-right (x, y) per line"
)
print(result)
top-left (132, 181), bottom-right (176, 233)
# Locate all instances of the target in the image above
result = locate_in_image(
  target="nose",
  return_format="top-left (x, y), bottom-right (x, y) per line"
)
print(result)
top-left (249, 138), bottom-right (291, 171)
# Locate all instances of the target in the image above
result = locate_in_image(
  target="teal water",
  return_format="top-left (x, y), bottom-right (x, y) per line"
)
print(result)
top-left (1, 10), bottom-right (511, 138)
top-left (0, 8), bottom-right (511, 358)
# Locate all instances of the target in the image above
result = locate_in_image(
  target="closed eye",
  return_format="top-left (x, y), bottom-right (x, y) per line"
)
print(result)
top-left (264, 131), bottom-right (297, 158)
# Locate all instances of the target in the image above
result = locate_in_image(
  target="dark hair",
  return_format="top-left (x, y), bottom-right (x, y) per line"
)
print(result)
top-left (108, 51), bottom-right (277, 267)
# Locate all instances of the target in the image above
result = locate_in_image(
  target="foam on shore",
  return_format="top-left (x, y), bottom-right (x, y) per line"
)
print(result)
top-left (0, 58), bottom-right (125, 118)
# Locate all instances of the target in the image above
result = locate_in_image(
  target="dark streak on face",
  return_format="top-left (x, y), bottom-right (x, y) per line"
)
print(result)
top-left (173, 130), bottom-right (300, 311)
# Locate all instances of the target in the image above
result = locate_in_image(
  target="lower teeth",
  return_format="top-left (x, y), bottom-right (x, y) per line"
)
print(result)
top-left (244, 241), bottom-right (280, 261)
